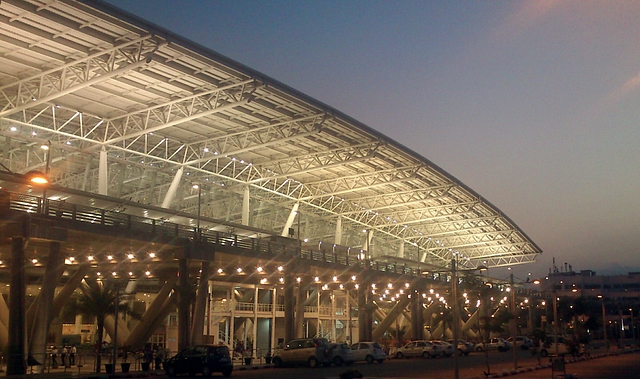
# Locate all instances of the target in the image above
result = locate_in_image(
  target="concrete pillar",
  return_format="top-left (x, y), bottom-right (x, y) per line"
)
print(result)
top-left (125, 276), bottom-right (176, 347)
top-left (372, 296), bottom-right (411, 341)
top-left (161, 167), bottom-right (184, 209)
top-left (397, 241), bottom-right (405, 259)
top-left (363, 230), bottom-right (373, 258)
top-left (242, 186), bottom-right (250, 226)
top-left (191, 262), bottom-right (210, 344)
top-left (334, 216), bottom-right (342, 245)
top-left (28, 242), bottom-right (63, 367)
top-left (410, 288), bottom-right (424, 339)
top-left (358, 284), bottom-right (368, 342)
top-left (136, 295), bottom-right (178, 350)
top-left (98, 147), bottom-right (108, 195)
top-left (295, 277), bottom-right (310, 338)
top-left (51, 263), bottom-right (91, 318)
top-left (7, 237), bottom-right (26, 375)
top-left (178, 258), bottom-right (190, 350)
top-left (81, 157), bottom-right (91, 191)
top-left (283, 271), bottom-right (295, 343)
top-left (281, 203), bottom-right (299, 237)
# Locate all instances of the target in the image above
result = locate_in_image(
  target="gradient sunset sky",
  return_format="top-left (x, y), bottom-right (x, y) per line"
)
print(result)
top-left (102, 0), bottom-right (640, 282)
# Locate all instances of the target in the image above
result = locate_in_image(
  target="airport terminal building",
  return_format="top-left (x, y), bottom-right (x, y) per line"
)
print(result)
top-left (0, 0), bottom-right (541, 374)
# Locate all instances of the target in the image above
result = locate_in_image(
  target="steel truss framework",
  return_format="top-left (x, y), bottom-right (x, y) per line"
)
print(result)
top-left (0, 0), bottom-right (541, 269)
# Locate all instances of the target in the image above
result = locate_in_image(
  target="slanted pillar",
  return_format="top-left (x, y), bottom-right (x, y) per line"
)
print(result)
top-left (191, 262), bottom-right (210, 344)
top-left (125, 276), bottom-right (177, 347)
top-left (28, 242), bottom-right (63, 367)
top-left (334, 216), bottom-right (342, 245)
top-left (98, 148), bottom-right (108, 195)
top-left (242, 186), bottom-right (250, 226)
top-left (162, 167), bottom-right (184, 209)
top-left (281, 203), bottom-right (299, 237)
top-left (372, 296), bottom-right (411, 341)
top-left (7, 237), bottom-right (26, 375)
top-left (51, 263), bottom-right (91, 317)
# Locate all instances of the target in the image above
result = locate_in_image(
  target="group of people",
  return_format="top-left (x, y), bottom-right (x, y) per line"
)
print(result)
top-left (49, 345), bottom-right (77, 368)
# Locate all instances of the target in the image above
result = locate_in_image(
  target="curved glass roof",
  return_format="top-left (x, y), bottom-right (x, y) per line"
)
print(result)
top-left (0, 0), bottom-right (541, 270)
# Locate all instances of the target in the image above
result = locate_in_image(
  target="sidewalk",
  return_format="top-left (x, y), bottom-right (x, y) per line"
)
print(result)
top-left (0, 358), bottom-right (274, 378)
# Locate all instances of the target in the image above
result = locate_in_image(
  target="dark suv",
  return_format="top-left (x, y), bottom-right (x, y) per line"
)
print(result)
top-left (165, 344), bottom-right (233, 377)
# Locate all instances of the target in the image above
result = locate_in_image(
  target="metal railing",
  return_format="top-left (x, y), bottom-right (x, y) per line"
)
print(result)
top-left (0, 191), bottom-right (430, 280)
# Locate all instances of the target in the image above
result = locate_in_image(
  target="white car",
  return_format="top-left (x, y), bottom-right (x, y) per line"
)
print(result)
top-left (475, 338), bottom-right (510, 352)
top-left (392, 341), bottom-right (442, 359)
top-left (447, 339), bottom-right (474, 355)
top-left (349, 342), bottom-right (386, 363)
top-left (430, 340), bottom-right (454, 357)
top-left (329, 343), bottom-right (355, 366)
top-left (507, 336), bottom-right (535, 350)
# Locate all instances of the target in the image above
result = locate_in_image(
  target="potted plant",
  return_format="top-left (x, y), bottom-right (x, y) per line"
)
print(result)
top-left (120, 346), bottom-right (131, 373)
top-left (243, 349), bottom-right (252, 366)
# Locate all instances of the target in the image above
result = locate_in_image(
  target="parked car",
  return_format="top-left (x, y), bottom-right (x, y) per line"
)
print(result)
top-left (430, 340), bottom-right (454, 357)
top-left (507, 336), bottom-right (535, 350)
top-left (349, 341), bottom-right (386, 363)
top-left (272, 338), bottom-right (332, 368)
top-left (475, 338), bottom-right (510, 352)
top-left (392, 340), bottom-right (442, 359)
top-left (329, 343), bottom-right (355, 366)
top-left (539, 335), bottom-right (570, 357)
top-left (447, 339), bottom-right (474, 355)
top-left (164, 344), bottom-right (233, 377)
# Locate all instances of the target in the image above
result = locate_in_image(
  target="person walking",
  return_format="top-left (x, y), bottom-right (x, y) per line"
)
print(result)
top-left (61, 346), bottom-right (68, 367)
top-left (51, 346), bottom-right (58, 368)
top-left (70, 345), bottom-right (77, 366)
top-left (155, 347), bottom-right (165, 370)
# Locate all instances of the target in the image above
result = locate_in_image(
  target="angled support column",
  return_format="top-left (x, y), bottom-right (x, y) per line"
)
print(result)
top-left (191, 262), bottom-right (211, 344)
top-left (28, 242), bottom-right (64, 367)
top-left (0, 292), bottom-right (9, 352)
top-left (281, 203), bottom-right (299, 237)
top-left (372, 295), bottom-right (411, 340)
top-left (51, 263), bottom-right (91, 317)
top-left (125, 275), bottom-right (177, 348)
top-left (7, 237), bottom-right (26, 375)
top-left (162, 167), bottom-right (184, 209)
top-left (334, 216), bottom-right (342, 245)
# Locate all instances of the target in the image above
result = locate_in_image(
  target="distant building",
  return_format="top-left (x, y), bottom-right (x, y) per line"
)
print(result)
top-left (540, 268), bottom-right (640, 299)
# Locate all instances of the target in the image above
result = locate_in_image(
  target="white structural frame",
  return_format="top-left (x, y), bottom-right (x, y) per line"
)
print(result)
top-left (0, 0), bottom-right (541, 270)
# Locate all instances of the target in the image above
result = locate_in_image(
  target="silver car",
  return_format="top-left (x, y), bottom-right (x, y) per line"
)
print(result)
top-left (329, 343), bottom-right (355, 366)
top-left (350, 342), bottom-right (386, 363)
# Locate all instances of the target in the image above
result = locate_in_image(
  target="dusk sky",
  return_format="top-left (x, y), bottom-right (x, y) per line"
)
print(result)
top-left (102, 0), bottom-right (640, 282)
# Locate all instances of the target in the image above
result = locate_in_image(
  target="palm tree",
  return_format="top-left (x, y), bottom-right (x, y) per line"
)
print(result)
top-left (62, 280), bottom-right (136, 373)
